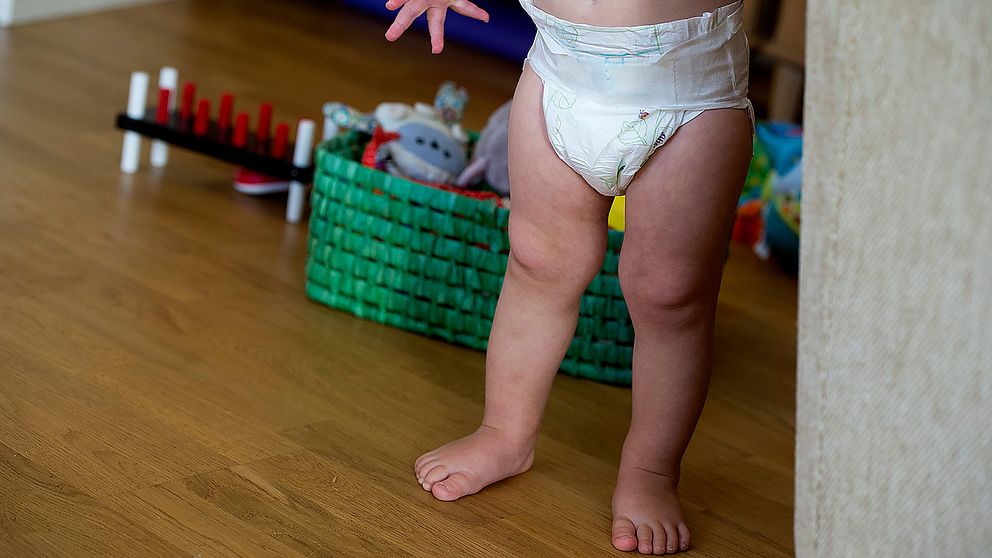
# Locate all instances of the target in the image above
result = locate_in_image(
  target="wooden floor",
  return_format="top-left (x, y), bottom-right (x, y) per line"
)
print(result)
top-left (0, 1), bottom-right (797, 556)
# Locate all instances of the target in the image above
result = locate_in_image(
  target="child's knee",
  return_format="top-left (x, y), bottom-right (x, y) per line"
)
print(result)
top-left (508, 222), bottom-right (604, 289)
top-left (619, 260), bottom-right (713, 324)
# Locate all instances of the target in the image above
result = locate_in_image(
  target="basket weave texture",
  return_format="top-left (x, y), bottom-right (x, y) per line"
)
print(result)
top-left (306, 131), bottom-right (634, 385)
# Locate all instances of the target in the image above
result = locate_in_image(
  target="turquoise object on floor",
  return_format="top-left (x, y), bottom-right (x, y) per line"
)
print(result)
top-left (764, 194), bottom-right (801, 274)
top-left (756, 122), bottom-right (803, 175)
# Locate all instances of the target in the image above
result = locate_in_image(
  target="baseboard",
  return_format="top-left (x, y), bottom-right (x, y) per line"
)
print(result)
top-left (0, 0), bottom-right (171, 27)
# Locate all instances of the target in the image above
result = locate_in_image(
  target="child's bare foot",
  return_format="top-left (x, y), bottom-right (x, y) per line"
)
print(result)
top-left (414, 425), bottom-right (535, 501)
top-left (611, 463), bottom-right (691, 555)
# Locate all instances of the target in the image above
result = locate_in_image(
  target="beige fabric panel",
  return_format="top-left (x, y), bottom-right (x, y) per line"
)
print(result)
top-left (797, 2), bottom-right (992, 556)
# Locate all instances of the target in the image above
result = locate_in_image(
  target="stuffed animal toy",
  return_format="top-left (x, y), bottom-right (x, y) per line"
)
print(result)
top-left (374, 101), bottom-right (468, 184)
top-left (455, 99), bottom-right (512, 196)
top-left (324, 82), bottom-right (470, 185)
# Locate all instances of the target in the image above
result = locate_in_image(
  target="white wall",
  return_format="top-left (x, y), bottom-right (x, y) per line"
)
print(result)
top-left (797, 1), bottom-right (992, 556)
top-left (1, 0), bottom-right (170, 27)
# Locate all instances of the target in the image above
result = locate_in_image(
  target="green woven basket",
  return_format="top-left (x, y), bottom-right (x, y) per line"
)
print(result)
top-left (306, 131), bottom-right (634, 385)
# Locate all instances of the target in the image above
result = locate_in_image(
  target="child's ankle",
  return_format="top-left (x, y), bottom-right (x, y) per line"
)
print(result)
top-left (619, 439), bottom-right (683, 481)
top-left (478, 422), bottom-right (538, 450)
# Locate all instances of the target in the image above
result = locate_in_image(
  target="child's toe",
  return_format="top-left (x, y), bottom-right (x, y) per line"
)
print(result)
top-left (636, 524), bottom-right (654, 554)
top-left (612, 517), bottom-right (638, 551)
top-left (661, 524), bottom-right (679, 553)
top-left (677, 523), bottom-right (690, 551)
top-left (431, 471), bottom-right (473, 501)
top-left (651, 524), bottom-right (669, 554)
top-left (414, 451), bottom-right (437, 472)
top-left (415, 458), bottom-right (438, 482)
top-left (422, 464), bottom-right (449, 489)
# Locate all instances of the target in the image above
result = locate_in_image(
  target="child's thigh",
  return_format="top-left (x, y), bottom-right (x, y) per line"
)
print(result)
top-left (506, 64), bottom-right (613, 270)
top-left (621, 109), bottom-right (753, 284)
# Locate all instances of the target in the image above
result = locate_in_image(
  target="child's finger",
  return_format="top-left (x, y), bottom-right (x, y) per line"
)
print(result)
top-left (449, 0), bottom-right (489, 22)
top-left (384, 0), bottom-right (427, 41)
top-left (426, 7), bottom-right (446, 54)
top-left (384, 0), bottom-right (408, 11)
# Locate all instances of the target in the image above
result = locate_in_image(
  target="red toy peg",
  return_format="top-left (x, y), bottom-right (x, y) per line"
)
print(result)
top-left (271, 122), bottom-right (289, 158)
top-left (179, 82), bottom-right (196, 123)
top-left (218, 93), bottom-right (234, 135)
top-left (155, 88), bottom-right (171, 125)
top-left (233, 112), bottom-right (250, 148)
top-left (193, 99), bottom-right (211, 136)
top-left (256, 102), bottom-right (273, 144)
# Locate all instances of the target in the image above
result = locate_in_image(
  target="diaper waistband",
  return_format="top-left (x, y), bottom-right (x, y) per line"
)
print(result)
top-left (518, 0), bottom-right (743, 57)
top-left (521, 0), bottom-right (750, 110)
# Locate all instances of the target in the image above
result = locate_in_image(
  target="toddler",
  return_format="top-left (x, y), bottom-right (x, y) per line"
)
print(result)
top-left (385, 0), bottom-right (753, 554)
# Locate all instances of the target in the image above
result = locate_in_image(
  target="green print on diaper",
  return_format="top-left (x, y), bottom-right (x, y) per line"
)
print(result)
top-left (600, 171), bottom-right (620, 192)
top-left (547, 87), bottom-right (577, 110)
top-left (617, 118), bottom-right (654, 146)
top-left (553, 23), bottom-right (580, 47)
top-left (549, 114), bottom-right (567, 153)
top-left (652, 25), bottom-right (677, 56)
top-left (652, 27), bottom-right (665, 55)
top-left (600, 163), bottom-right (626, 192)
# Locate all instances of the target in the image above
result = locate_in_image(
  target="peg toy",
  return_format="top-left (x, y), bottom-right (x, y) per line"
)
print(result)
top-left (116, 67), bottom-right (317, 223)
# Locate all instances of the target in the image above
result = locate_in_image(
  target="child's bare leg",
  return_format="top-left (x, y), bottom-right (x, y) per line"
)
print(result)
top-left (612, 109), bottom-right (752, 554)
top-left (414, 65), bottom-right (613, 501)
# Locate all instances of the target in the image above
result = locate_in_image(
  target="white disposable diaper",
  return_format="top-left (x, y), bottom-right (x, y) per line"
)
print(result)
top-left (520, 0), bottom-right (753, 195)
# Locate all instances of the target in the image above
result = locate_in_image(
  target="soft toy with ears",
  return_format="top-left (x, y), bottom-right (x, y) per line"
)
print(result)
top-left (374, 100), bottom-right (469, 184)
top-left (455, 99), bottom-right (511, 197)
top-left (324, 82), bottom-right (471, 185)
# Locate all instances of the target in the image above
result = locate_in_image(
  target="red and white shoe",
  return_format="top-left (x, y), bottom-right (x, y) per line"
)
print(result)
top-left (233, 168), bottom-right (289, 195)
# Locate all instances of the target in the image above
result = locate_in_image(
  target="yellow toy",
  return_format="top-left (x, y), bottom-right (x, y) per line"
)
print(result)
top-left (608, 196), bottom-right (626, 231)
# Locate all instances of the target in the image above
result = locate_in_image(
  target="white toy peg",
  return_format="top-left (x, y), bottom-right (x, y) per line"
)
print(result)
top-left (120, 71), bottom-right (149, 173)
top-left (150, 67), bottom-right (178, 167)
top-left (286, 119), bottom-right (315, 223)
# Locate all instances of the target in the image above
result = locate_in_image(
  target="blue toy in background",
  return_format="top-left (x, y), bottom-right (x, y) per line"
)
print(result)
top-left (758, 161), bottom-right (801, 273)
top-left (773, 160), bottom-right (802, 196)
top-left (756, 122), bottom-right (803, 175)
top-left (752, 122), bottom-right (803, 274)
top-left (762, 191), bottom-right (801, 273)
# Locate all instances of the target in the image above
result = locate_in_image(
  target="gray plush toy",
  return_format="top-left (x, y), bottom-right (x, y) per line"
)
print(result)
top-left (455, 100), bottom-right (512, 197)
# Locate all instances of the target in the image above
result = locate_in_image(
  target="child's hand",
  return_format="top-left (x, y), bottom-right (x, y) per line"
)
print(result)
top-left (384, 0), bottom-right (490, 54)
